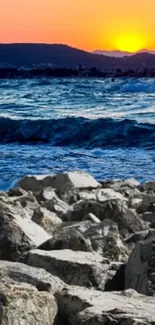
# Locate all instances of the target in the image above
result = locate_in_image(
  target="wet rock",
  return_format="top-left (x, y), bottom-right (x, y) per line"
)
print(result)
top-left (23, 249), bottom-right (110, 289)
top-left (56, 287), bottom-right (155, 325)
top-left (38, 228), bottom-right (92, 252)
top-left (0, 282), bottom-right (57, 325)
top-left (125, 231), bottom-right (155, 295)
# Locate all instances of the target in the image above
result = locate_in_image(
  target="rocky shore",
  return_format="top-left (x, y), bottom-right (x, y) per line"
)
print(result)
top-left (1, 170), bottom-right (155, 324)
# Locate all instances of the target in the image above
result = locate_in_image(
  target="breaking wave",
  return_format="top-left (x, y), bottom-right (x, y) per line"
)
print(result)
top-left (0, 116), bottom-right (154, 149)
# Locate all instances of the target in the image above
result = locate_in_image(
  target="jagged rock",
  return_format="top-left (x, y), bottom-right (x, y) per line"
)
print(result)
top-left (7, 187), bottom-right (27, 197)
top-left (137, 192), bottom-right (155, 213)
top-left (0, 260), bottom-right (65, 294)
top-left (43, 192), bottom-right (70, 219)
top-left (0, 202), bottom-right (49, 261)
top-left (84, 219), bottom-right (129, 261)
top-left (143, 181), bottom-right (155, 192)
top-left (56, 287), bottom-right (155, 325)
top-left (141, 212), bottom-right (155, 223)
top-left (83, 213), bottom-right (100, 223)
top-left (95, 188), bottom-right (125, 202)
top-left (128, 197), bottom-right (143, 210)
top-left (0, 282), bottom-right (57, 325)
top-left (22, 249), bottom-right (112, 289)
top-left (18, 171), bottom-right (100, 193)
top-left (32, 207), bottom-right (62, 233)
top-left (125, 231), bottom-right (155, 295)
top-left (57, 220), bottom-right (93, 234)
top-left (38, 228), bottom-right (92, 252)
top-left (68, 199), bottom-right (145, 234)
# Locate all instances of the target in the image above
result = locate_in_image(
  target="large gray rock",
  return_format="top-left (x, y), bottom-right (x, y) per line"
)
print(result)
top-left (56, 286), bottom-right (155, 325)
top-left (23, 249), bottom-right (113, 289)
top-left (0, 282), bottom-right (57, 325)
top-left (84, 219), bottom-right (129, 261)
top-left (38, 228), bottom-right (92, 252)
top-left (18, 171), bottom-right (100, 193)
top-left (0, 260), bottom-right (65, 294)
top-left (32, 207), bottom-right (62, 234)
top-left (125, 231), bottom-right (155, 295)
top-left (68, 199), bottom-right (145, 234)
top-left (0, 201), bottom-right (49, 261)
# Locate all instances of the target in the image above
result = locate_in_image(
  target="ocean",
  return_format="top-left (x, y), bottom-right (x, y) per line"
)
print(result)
top-left (0, 77), bottom-right (155, 190)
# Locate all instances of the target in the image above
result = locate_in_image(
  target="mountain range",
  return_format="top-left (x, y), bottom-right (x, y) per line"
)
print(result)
top-left (0, 43), bottom-right (155, 69)
top-left (93, 49), bottom-right (155, 57)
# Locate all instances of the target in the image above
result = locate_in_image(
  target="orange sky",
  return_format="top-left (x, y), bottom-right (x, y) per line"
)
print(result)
top-left (0, 0), bottom-right (155, 51)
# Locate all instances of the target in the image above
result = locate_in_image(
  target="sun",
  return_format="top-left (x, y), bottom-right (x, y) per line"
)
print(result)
top-left (114, 34), bottom-right (145, 53)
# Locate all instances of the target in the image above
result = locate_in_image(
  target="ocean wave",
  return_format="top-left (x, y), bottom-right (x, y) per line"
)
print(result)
top-left (0, 116), bottom-right (154, 149)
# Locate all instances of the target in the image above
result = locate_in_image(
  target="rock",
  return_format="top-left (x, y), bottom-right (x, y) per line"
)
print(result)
top-left (56, 287), bottom-right (155, 325)
top-left (128, 197), bottom-right (143, 210)
top-left (96, 188), bottom-right (125, 202)
top-left (7, 187), bottom-right (27, 197)
top-left (0, 203), bottom-right (50, 261)
top-left (57, 220), bottom-right (93, 234)
top-left (32, 207), bottom-right (62, 234)
top-left (68, 199), bottom-right (145, 234)
top-left (144, 181), bottom-right (155, 192)
top-left (18, 171), bottom-right (100, 193)
top-left (125, 231), bottom-right (155, 295)
top-left (0, 260), bottom-right (65, 294)
top-left (43, 192), bottom-right (70, 219)
top-left (38, 228), bottom-right (92, 252)
top-left (23, 249), bottom-right (111, 289)
top-left (48, 171), bottom-right (101, 192)
top-left (83, 213), bottom-right (100, 223)
top-left (84, 219), bottom-right (129, 261)
top-left (141, 212), bottom-right (155, 223)
top-left (0, 282), bottom-right (57, 325)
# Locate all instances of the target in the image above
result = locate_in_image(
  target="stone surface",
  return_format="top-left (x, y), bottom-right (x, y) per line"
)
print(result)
top-left (0, 260), bottom-right (65, 294)
top-left (32, 207), bottom-right (62, 234)
top-left (18, 171), bottom-right (100, 193)
top-left (125, 231), bottom-right (155, 295)
top-left (56, 287), bottom-right (155, 325)
top-left (38, 228), bottom-right (92, 252)
top-left (0, 282), bottom-right (57, 325)
top-left (23, 249), bottom-right (111, 289)
top-left (84, 219), bottom-right (129, 261)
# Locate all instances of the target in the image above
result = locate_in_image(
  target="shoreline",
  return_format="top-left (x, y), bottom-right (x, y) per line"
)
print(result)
top-left (0, 170), bottom-right (155, 323)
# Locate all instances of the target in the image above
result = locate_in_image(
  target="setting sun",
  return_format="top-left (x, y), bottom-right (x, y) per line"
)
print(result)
top-left (114, 34), bottom-right (146, 52)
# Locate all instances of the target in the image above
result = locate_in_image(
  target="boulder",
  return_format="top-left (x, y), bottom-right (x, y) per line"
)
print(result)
top-left (0, 203), bottom-right (49, 261)
top-left (43, 192), bottom-right (70, 219)
top-left (18, 171), bottom-right (100, 193)
top-left (38, 228), bottom-right (92, 252)
top-left (143, 181), bottom-right (155, 192)
top-left (0, 282), bottom-right (57, 325)
top-left (68, 199), bottom-right (145, 234)
top-left (84, 219), bottom-right (129, 261)
top-left (23, 249), bottom-right (112, 289)
top-left (125, 231), bottom-right (155, 295)
top-left (32, 207), bottom-right (62, 234)
top-left (56, 286), bottom-right (155, 325)
top-left (0, 260), bottom-right (65, 294)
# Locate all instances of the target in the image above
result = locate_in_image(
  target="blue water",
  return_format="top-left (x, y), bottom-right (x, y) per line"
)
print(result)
top-left (0, 77), bottom-right (155, 190)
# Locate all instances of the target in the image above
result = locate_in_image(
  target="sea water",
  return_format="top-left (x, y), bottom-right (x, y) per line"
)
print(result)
top-left (0, 77), bottom-right (155, 190)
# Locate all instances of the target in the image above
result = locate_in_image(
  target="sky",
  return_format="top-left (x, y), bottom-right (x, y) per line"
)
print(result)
top-left (1, 0), bottom-right (155, 52)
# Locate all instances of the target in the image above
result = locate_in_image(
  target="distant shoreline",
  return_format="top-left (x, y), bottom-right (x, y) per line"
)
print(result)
top-left (0, 67), bottom-right (155, 79)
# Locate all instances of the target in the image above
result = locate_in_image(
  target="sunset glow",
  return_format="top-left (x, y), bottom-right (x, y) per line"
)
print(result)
top-left (0, 0), bottom-right (155, 51)
top-left (114, 34), bottom-right (147, 52)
